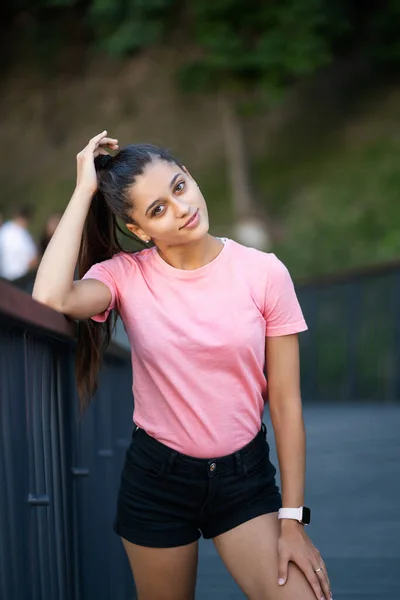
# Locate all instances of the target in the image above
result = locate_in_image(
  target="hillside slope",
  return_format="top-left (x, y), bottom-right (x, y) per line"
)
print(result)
top-left (0, 54), bottom-right (399, 277)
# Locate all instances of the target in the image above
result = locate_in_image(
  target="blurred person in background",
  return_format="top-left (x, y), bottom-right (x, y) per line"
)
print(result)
top-left (39, 212), bottom-right (62, 256)
top-left (0, 205), bottom-right (38, 280)
top-left (33, 131), bottom-right (332, 600)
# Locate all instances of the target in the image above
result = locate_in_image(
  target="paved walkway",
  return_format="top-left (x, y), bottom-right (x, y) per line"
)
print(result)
top-left (194, 402), bottom-right (400, 600)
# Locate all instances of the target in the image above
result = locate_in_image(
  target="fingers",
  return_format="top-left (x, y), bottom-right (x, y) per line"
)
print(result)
top-left (92, 138), bottom-right (119, 154)
top-left (302, 560), bottom-right (332, 600)
top-left (301, 561), bottom-right (327, 600)
top-left (101, 139), bottom-right (119, 150)
top-left (89, 130), bottom-right (109, 145)
top-left (278, 531), bottom-right (332, 599)
top-left (98, 136), bottom-right (118, 146)
top-left (277, 552), bottom-right (289, 586)
top-left (315, 563), bottom-right (331, 600)
top-left (77, 132), bottom-right (119, 160)
top-left (94, 137), bottom-right (119, 152)
top-left (313, 552), bottom-right (331, 598)
top-left (88, 131), bottom-right (119, 150)
top-left (93, 148), bottom-right (110, 158)
top-left (279, 554), bottom-right (332, 600)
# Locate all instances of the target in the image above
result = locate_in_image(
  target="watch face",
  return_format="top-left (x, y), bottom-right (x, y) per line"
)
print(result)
top-left (302, 507), bottom-right (311, 525)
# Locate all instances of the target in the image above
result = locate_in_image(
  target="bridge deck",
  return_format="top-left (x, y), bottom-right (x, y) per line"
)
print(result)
top-left (194, 403), bottom-right (400, 599)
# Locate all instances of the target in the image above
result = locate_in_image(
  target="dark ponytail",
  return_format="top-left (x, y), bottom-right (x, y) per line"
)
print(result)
top-left (75, 144), bottom-right (182, 412)
top-left (76, 156), bottom-right (123, 411)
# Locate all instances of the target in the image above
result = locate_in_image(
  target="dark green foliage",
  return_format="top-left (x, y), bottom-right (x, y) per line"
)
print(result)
top-left (2, 1), bottom-right (400, 74)
top-left (87, 0), bottom-right (175, 56)
top-left (178, 0), bottom-right (347, 100)
top-left (366, 0), bottom-right (400, 67)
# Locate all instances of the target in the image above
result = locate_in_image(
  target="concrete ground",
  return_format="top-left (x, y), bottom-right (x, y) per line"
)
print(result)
top-left (194, 402), bottom-right (400, 600)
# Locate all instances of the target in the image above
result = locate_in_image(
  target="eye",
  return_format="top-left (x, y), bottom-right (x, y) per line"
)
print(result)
top-left (175, 181), bottom-right (185, 193)
top-left (151, 204), bottom-right (166, 217)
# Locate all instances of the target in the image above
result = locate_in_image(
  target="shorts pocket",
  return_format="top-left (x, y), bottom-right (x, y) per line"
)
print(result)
top-left (244, 438), bottom-right (271, 477)
top-left (124, 443), bottom-right (164, 479)
top-left (245, 454), bottom-right (268, 477)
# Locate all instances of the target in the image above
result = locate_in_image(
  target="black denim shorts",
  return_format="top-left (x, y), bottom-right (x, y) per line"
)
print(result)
top-left (113, 423), bottom-right (282, 548)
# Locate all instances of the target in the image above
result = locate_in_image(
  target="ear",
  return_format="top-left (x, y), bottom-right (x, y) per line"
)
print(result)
top-left (126, 222), bottom-right (151, 244)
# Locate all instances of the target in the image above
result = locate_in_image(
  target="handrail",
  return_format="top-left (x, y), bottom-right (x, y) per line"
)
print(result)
top-left (0, 279), bottom-right (130, 359)
top-left (296, 257), bottom-right (400, 288)
top-left (0, 278), bottom-right (75, 338)
top-left (8, 253), bottom-right (400, 293)
top-left (3, 254), bottom-right (400, 340)
top-left (0, 280), bottom-right (135, 599)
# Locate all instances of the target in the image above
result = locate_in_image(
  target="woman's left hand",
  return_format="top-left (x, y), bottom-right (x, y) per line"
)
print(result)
top-left (277, 520), bottom-right (332, 600)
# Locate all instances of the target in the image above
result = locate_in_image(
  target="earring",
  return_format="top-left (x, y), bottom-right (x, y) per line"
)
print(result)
top-left (144, 238), bottom-right (151, 244)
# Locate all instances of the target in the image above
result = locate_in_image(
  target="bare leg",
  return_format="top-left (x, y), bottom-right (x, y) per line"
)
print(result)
top-left (121, 537), bottom-right (198, 600)
top-left (213, 513), bottom-right (318, 600)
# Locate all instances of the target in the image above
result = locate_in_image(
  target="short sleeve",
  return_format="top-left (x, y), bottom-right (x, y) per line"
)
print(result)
top-left (81, 261), bottom-right (119, 323)
top-left (263, 254), bottom-right (308, 337)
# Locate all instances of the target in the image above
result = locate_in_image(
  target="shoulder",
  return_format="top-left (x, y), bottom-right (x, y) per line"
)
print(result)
top-left (127, 246), bottom-right (156, 268)
top-left (228, 240), bottom-right (295, 308)
top-left (84, 247), bottom-right (154, 279)
top-left (228, 239), bottom-right (284, 277)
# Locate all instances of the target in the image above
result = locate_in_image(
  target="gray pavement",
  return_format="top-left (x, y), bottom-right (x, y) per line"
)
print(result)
top-left (195, 403), bottom-right (400, 599)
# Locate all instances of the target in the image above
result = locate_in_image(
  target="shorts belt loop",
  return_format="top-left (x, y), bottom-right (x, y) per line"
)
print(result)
top-left (166, 450), bottom-right (178, 474)
top-left (235, 451), bottom-right (245, 477)
top-left (261, 422), bottom-right (267, 438)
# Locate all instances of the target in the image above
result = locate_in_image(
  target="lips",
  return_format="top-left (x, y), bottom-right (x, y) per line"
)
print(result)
top-left (180, 209), bottom-right (199, 229)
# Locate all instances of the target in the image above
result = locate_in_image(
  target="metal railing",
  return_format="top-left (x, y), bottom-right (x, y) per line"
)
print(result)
top-left (0, 280), bottom-right (136, 600)
top-left (297, 259), bottom-right (400, 403)
top-left (1, 255), bottom-right (400, 599)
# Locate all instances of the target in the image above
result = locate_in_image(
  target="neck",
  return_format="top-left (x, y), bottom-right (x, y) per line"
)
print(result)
top-left (156, 235), bottom-right (223, 270)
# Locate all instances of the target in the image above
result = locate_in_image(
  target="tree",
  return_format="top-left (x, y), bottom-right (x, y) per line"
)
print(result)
top-left (3, 1), bottom-right (349, 247)
top-left (87, 0), bottom-right (175, 57)
top-left (176, 0), bottom-right (347, 247)
top-left (2, 1), bottom-right (400, 258)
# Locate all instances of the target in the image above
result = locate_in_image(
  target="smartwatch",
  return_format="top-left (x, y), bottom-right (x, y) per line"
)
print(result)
top-left (278, 506), bottom-right (311, 525)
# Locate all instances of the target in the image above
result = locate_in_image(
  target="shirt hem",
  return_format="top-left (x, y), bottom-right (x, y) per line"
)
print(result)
top-left (82, 275), bottom-right (115, 322)
top-left (265, 320), bottom-right (308, 337)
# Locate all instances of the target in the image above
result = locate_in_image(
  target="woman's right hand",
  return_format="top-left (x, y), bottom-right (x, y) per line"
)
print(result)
top-left (76, 130), bottom-right (119, 196)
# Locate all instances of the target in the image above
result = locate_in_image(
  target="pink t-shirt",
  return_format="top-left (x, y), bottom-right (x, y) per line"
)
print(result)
top-left (83, 239), bottom-right (307, 457)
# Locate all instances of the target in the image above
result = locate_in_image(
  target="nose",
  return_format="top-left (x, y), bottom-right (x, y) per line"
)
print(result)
top-left (171, 197), bottom-right (190, 218)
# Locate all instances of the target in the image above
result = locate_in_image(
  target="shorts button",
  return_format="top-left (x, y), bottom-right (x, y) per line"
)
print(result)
top-left (209, 462), bottom-right (216, 473)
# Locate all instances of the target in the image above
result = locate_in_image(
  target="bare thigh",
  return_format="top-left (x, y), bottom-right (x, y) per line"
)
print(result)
top-left (213, 513), bottom-right (317, 600)
top-left (121, 537), bottom-right (198, 600)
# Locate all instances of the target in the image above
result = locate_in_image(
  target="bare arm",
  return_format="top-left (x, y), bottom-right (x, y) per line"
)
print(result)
top-left (32, 186), bottom-right (112, 319)
top-left (266, 334), bottom-right (332, 600)
top-left (32, 131), bottom-right (118, 320)
top-left (265, 333), bottom-right (305, 510)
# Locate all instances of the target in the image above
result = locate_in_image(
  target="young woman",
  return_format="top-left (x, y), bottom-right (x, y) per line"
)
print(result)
top-left (33, 131), bottom-right (332, 600)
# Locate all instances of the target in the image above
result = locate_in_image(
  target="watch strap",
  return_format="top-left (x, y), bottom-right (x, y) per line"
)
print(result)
top-left (278, 506), bottom-right (311, 525)
top-left (278, 507), bottom-right (303, 522)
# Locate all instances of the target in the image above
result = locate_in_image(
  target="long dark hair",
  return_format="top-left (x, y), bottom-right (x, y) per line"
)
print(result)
top-left (76, 143), bottom-right (183, 411)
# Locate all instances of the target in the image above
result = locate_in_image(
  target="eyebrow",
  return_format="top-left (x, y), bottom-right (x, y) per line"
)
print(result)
top-left (145, 173), bottom-right (182, 215)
